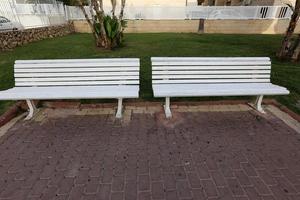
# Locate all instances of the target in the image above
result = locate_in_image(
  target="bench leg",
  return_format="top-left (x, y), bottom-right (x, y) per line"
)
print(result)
top-left (116, 98), bottom-right (123, 118)
top-left (25, 100), bottom-right (36, 120)
top-left (255, 95), bottom-right (265, 113)
top-left (164, 97), bottom-right (172, 118)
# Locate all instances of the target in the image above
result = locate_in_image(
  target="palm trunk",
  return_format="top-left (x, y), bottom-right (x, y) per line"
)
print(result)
top-left (291, 34), bottom-right (300, 61)
top-left (77, 2), bottom-right (98, 43)
top-left (111, 0), bottom-right (117, 17)
top-left (92, 0), bottom-right (109, 48)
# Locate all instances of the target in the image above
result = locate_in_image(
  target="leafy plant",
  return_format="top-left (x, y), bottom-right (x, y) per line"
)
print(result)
top-left (103, 16), bottom-right (119, 40)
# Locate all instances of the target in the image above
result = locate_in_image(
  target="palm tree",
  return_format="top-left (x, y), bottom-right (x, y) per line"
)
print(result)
top-left (72, 0), bottom-right (126, 49)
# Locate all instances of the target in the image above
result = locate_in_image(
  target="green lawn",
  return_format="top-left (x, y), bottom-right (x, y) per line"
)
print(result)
top-left (0, 33), bottom-right (299, 115)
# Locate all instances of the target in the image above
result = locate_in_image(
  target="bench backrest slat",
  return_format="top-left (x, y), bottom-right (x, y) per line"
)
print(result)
top-left (152, 57), bottom-right (271, 85)
top-left (14, 59), bottom-right (140, 87)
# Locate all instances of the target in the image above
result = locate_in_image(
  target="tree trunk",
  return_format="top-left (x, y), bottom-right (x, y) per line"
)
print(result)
top-left (119, 0), bottom-right (126, 20)
top-left (292, 34), bottom-right (300, 61)
top-left (92, 0), bottom-right (110, 49)
top-left (277, 1), bottom-right (300, 59)
top-left (76, 1), bottom-right (98, 43)
top-left (197, 0), bottom-right (204, 5)
top-left (111, 0), bottom-right (117, 16)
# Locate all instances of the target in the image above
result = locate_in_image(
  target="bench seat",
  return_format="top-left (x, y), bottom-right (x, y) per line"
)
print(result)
top-left (0, 86), bottom-right (139, 100)
top-left (153, 83), bottom-right (289, 97)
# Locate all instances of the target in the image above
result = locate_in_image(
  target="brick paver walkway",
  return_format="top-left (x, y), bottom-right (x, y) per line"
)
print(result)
top-left (0, 110), bottom-right (299, 200)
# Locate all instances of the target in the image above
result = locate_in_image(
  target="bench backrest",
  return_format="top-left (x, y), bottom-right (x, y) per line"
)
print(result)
top-left (14, 58), bottom-right (139, 87)
top-left (152, 57), bottom-right (271, 85)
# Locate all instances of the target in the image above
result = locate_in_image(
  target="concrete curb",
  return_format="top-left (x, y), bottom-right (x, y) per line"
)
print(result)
top-left (0, 102), bottom-right (23, 127)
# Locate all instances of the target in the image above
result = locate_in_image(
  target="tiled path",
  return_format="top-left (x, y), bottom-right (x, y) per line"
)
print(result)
top-left (0, 106), bottom-right (300, 200)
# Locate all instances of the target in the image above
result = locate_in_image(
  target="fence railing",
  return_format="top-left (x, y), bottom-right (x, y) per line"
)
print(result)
top-left (186, 6), bottom-right (293, 19)
top-left (0, 0), bottom-right (66, 29)
top-left (65, 5), bottom-right (293, 21)
top-left (0, 1), bottom-right (294, 30)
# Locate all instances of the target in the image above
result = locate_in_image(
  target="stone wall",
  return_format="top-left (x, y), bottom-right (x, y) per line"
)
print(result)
top-left (0, 23), bottom-right (75, 51)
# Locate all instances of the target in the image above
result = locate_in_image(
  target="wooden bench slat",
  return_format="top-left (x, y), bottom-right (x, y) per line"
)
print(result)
top-left (15, 58), bottom-right (139, 64)
top-left (153, 70), bottom-right (271, 75)
top-left (151, 57), bottom-right (270, 61)
top-left (152, 66), bottom-right (271, 70)
top-left (15, 80), bottom-right (139, 87)
top-left (152, 61), bottom-right (270, 66)
top-left (0, 85), bottom-right (139, 100)
top-left (152, 75), bottom-right (270, 79)
top-left (16, 76), bottom-right (139, 82)
top-left (152, 79), bottom-right (270, 84)
top-left (15, 72), bottom-right (140, 78)
top-left (15, 67), bottom-right (139, 73)
top-left (153, 83), bottom-right (289, 97)
top-left (15, 63), bottom-right (140, 68)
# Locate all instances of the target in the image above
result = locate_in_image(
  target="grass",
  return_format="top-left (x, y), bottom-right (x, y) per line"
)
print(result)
top-left (0, 33), bottom-right (299, 115)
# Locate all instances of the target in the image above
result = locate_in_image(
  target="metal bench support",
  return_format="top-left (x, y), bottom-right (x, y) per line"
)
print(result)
top-left (116, 98), bottom-right (123, 118)
top-left (25, 99), bottom-right (36, 120)
top-left (164, 97), bottom-right (172, 118)
top-left (255, 95), bottom-right (265, 113)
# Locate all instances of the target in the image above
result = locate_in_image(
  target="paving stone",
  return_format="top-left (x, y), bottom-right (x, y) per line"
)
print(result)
top-left (250, 177), bottom-right (271, 195)
top-left (226, 178), bottom-right (245, 196)
top-left (112, 176), bottom-right (125, 192)
top-left (211, 170), bottom-right (227, 187)
top-left (138, 191), bottom-right (151, 200)
top-left (165, 190), bottom-right (179, 200)
top-left (124, 180), bottom-right (137, 200)
top-left (201, 179), bottom-right (218, 198)
top-left (187, 172), bottom-right (202, 188)
top-left (111, 192), bottom-right (124, 200)
top-left (151, 181), bottom-right (164, 200)
top-left (138, 175), bottom-right (150, 191)
top-left (163, 173), bottom-right (176, 190)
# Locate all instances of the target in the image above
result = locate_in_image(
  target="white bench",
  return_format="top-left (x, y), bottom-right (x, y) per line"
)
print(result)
top-left (152, 57), bottom-right (290, 118)
top-left (0, 58), bottom-right (140, 119)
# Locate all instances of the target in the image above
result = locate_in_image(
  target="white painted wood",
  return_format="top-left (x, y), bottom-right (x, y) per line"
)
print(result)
top-left (153, 70), bottom-right (271, 75)
top-left (152, 66), bottom-right (271, 70)
top-left (0, 86), bottom-right (139, 100)
top-left (153, 83), bottom-right (289, 97)
top-left (153, 75), bottom-right (270, 79)
top-left (16, 58), bottom-right (139, 64)
top-left (15, 63), bottom-right (139, 68)
top-left (15, 81), bottom-right (139, 87)
top-left (151, 57), bottom-right (270, 61)
top-left (16, 76), bottom-right (140, 82)
top-left (152, 61), bottom-right (270, 66)
top-left (15, 67), bottom-right (138, 73)
top-left (153, 79), bottom-right (270, 84)
top-left (15, 72), bottom-right (139, 77)
top-left (151, 57), bottom-right (289, 118)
